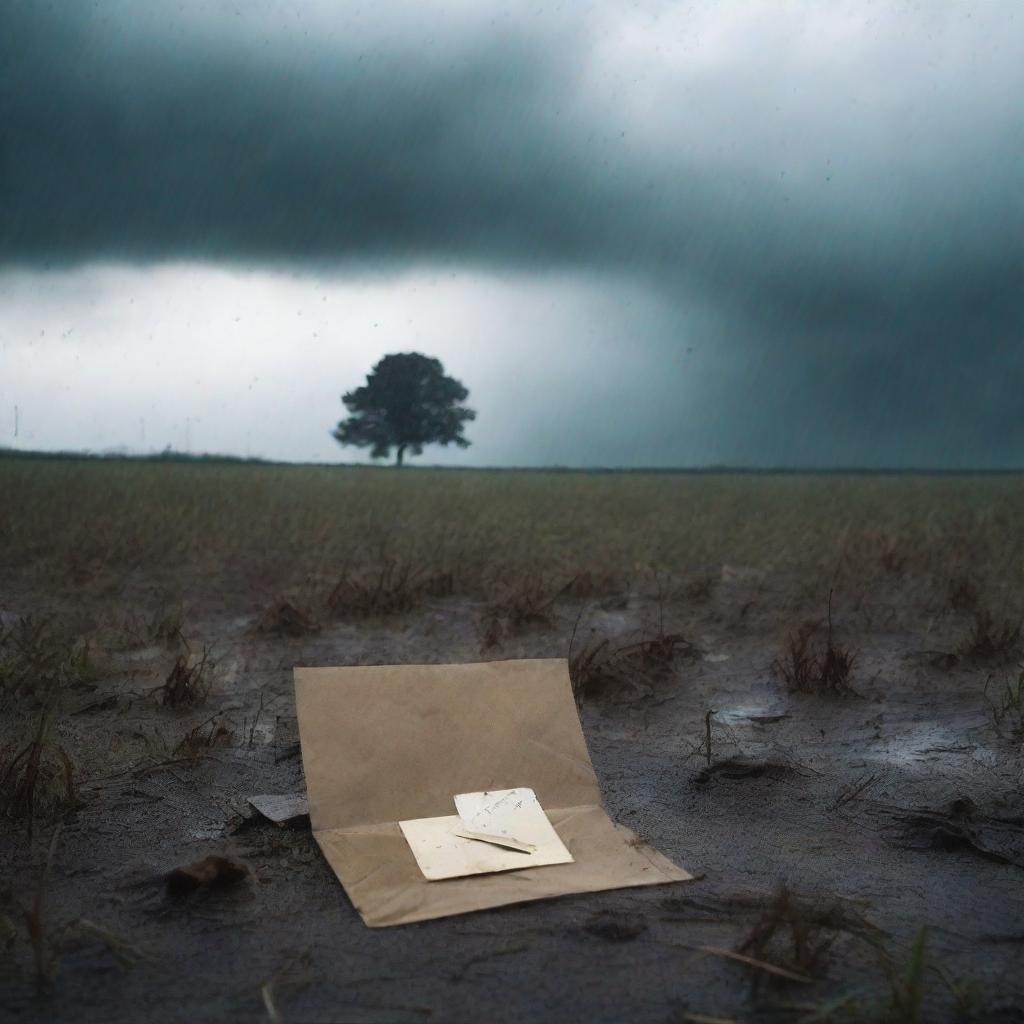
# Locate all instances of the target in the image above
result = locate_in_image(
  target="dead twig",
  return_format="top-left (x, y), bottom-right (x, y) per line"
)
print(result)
top-left (830, 773), bottom-right (880, 812)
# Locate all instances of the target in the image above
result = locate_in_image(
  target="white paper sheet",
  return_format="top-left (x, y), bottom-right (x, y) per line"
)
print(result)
top-left (399, 787), bottom-right (574, 881)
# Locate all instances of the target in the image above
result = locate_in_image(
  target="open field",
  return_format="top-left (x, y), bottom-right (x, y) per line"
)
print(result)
top-left (2, 457), bottom-right (1024, 1022)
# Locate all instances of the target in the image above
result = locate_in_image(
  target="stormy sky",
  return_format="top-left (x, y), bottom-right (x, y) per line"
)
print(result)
top-left (1, 1), bottom-right (1022, 467)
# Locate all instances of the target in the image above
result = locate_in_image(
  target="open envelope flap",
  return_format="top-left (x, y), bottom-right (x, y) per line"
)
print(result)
top-left (316, 805), bottom-right (692, 927)
top-left (294, 659), bottom-right (601, 833)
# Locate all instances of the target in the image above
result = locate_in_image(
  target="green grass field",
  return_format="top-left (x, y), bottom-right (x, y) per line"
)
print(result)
top-left (3, 455), bottom-right (1023, 603)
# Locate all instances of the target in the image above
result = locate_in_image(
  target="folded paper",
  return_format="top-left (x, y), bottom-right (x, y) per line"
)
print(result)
top-left (400, 787), bottom-right (574, 880)
top-left (293, 658), bottom-right (693, 926)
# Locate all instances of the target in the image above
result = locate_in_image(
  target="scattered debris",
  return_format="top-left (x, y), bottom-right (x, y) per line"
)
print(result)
top-left (713, 706), bottom-right (789, 727)
top-left (746, 712), bottom-right (789, 725)
top-left (165, 854), bottom-right (251, 897)
top-left (886, 797), bottom-right (1024, 868)
top-left (247, 793), bottom-right (310, 830)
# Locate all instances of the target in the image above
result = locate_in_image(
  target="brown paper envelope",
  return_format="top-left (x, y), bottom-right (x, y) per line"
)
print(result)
top-left (293, 658), bottom-right (692, 926)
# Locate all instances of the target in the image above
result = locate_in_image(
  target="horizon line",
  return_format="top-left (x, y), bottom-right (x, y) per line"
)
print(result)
top-left (1, 446), bottom-right (1022, 476)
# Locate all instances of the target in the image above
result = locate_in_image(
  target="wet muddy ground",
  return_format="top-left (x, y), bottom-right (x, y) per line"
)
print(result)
top-left (2, 571), bottom-right (1023, 1023)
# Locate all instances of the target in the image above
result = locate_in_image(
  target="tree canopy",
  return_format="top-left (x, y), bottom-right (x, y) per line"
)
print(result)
top-left (332, 353), bottom-right (475, 466)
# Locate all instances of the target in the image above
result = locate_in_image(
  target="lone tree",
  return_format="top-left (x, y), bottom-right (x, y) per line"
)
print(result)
top-left (332, 353), bottom-right (475, 466)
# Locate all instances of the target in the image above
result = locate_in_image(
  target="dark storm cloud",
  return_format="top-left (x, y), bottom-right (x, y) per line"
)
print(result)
top-left (2, 0), bottom-right (1023, 465)
top-left (1, 2), bottom-right (597, 264)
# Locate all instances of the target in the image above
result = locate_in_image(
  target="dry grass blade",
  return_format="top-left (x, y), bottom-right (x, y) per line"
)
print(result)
top-left (774, 592), bottom-right (857, 696)
top-left (160, 643), bottom-right (214, 708)
top-left (696, 944), bottom-right (813, 984)
top-left (0, 712), bottom-right (77, 833)
top-left (258, 949), bottom-right (314, 1023)
top-left (149, 601), bottom-right (186, 645)
top-left (736, 886), bottom-right (886, 984)
top-left (73, 918), bottom-right (149, 967)
top-left (0, 615), bottom-right (101, 706)
top-left (174, 713), bottom-right (233, 759)
top-left (957, 606), bottom-right (1022, 664)
top-left (480, 573), bottom-right (595, 649)
top-left (24, 821), bottom-right (63, 991)
top-left (985, 669), bottom-right (1024, 734)
top-left (490, 577), bottom-right (558, 629)
top-left (327, 562), bottom-right (452, 618)
top-left (262, 980), bottom-right (283, 1024)
top-left (570, 626), bottom-right (697, 701)
top-left (830, 773), bottom-right (880, 812)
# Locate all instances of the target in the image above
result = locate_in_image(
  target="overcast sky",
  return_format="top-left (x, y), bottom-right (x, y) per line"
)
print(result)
top-left (1, 1), bottom-right (1022, 467)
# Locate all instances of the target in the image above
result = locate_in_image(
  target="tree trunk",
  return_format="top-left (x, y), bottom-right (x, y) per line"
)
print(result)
top-left (395, 444), bottom-right (406, 467)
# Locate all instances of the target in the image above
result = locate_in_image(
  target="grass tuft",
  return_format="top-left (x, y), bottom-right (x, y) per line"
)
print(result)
top-left (984, 668), bottom-right (1024, 735)
top-left (956, 606), bottom-right (1021, 664)
top-left (737, 886), bottom-right (885, 985)
top-left (774, 592), bottom-right (857, 696)
top-left (148, 601), bottom-right (186, 645)
top-left (480, 574), bottom-right (575, 648)
top-left (174, 713), bottom-right (233, 758)
top-left (326, 562), bottom-right (452, 618)
top-left (0, 713), bottom-right (77, 833)
top-left (0, 616), bottom-right (101, 705)
top-left (160, 644), bottom-right (215, 708)
top-left (570, 616), bottom-right (697, 701)
top-left (883, 926), bottom-right (929, 1024)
